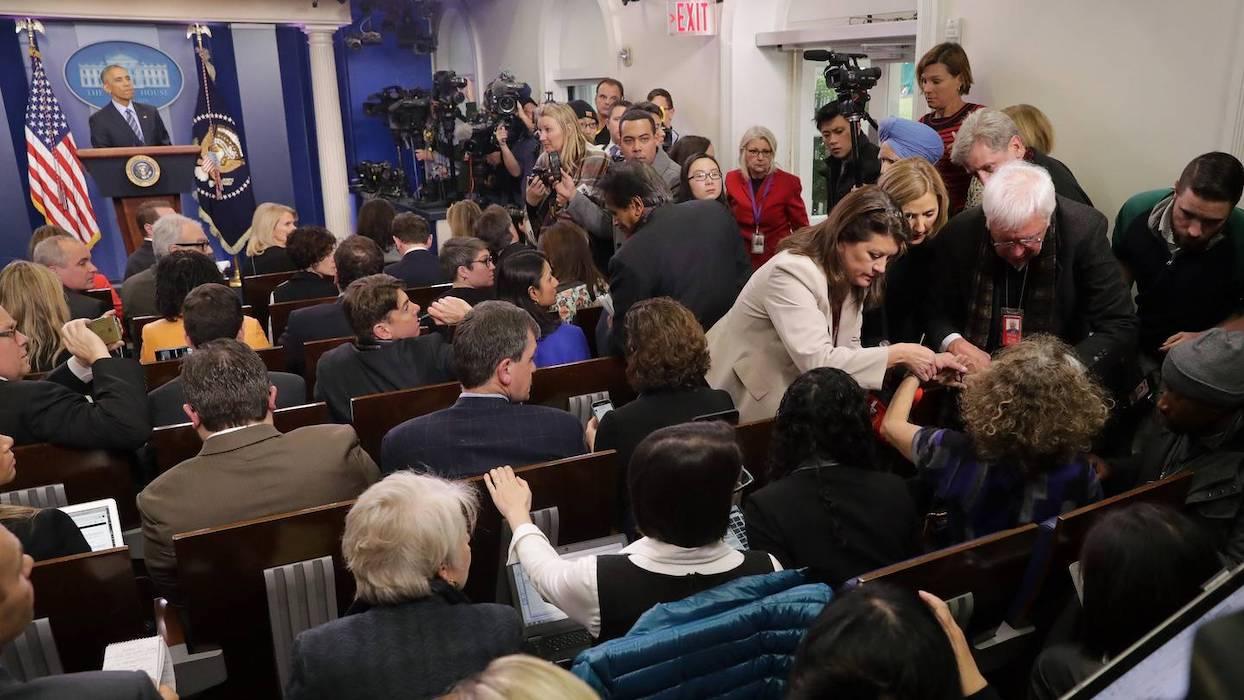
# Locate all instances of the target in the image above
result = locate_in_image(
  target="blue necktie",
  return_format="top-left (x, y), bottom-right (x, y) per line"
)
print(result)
top-left (123, 107), bottom-right (143, 144)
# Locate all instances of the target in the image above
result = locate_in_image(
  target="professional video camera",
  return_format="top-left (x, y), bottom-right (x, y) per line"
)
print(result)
top-left (803, 50), bottom-right (882, 188)
top-left (363, 85), bottom-right (432, 144)
top-left (351, 160), bottom-right (408, 199)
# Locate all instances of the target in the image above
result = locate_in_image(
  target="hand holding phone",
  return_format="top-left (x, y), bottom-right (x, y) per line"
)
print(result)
top-left (85, 315), bottom-right (122, 347)
top-left (591, 399), bottom-right (614, 423)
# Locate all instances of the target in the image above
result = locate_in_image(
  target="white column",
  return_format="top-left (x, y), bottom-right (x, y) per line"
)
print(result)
top-left (303, 24), bottom-right (352, 239)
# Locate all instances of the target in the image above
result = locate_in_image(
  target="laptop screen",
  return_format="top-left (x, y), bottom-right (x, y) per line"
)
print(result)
top-left (59, 499), bottom-right (123, 552)
top-left (1069, 565), bottom-right (1244, 699)
top-left (511, 535), bottom-right (626, 628)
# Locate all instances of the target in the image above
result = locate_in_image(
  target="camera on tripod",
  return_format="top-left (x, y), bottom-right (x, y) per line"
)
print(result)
top-left (363, 85), bottom-right (432, 142)
top-left (463, 72), bottom-right (532, 158)
top-left (804, 50), bottom-right (881, 188)
top-left (351, 160), bottom-right (408, 199)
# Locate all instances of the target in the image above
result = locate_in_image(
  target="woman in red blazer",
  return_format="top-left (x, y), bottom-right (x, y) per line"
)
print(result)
top-left (725, 126), bottom-right (811, 268)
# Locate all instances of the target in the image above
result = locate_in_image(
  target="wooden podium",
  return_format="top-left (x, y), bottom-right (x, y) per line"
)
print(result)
top-left (79, 145), bottom-right (202, 255)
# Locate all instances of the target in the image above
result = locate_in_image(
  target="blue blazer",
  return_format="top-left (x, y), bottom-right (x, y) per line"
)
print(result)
top-left (380, 396), bottom-right (586, 477)
top-left (534, 322), bottom-right (590, 367)
top-left (384, 249), bottom-right (445, 288)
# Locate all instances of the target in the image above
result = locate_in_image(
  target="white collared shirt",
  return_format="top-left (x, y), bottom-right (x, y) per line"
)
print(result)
top-left (506, 523), bottom-right (781, 637)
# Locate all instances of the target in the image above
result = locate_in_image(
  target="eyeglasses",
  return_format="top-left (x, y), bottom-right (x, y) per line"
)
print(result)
top-left (0, 328), bottom-right (18, 340)
top-left (689, 170), bottom-right (723, 182)
top-left (991, 236), bottom-right (1044, 251)
top-left (745, 148), bottom-right (774, 159)
top-left (468, 256), bottom-right (496, 268)
top-left (172, 240), bottom-right (212, 250)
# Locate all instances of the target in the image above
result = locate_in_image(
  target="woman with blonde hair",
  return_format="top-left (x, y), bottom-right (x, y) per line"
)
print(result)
top-left (723, 125), bottom-right (810, 268)
top-left (242, 202), bottom-right (298, 275)
top-left (443, 654), bottom-right (597, 700)
top-left (707, 187), bottom-right (964, 421)
top-left (882, 334), bottom-right (1107, 546)
top-left (1003, 103), bottom-right (1055, 155)
top-left (285, 472), bottom-right (522, 700)
top-left (524, 102), bottom-right (612, 245)
top-left (0, 261), bottom-right (71, 373)
top-left (871, 157), bottom-right (951, 343)
top-left (447, 200), bottom-right (484, 238)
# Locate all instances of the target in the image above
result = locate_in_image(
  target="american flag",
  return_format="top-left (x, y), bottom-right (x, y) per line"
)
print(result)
top-left (25, 33), bottom-right (99, 245)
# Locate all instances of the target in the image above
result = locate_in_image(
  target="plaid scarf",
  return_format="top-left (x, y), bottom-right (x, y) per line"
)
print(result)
top-left (965, 218), bottom-right (1059, 349)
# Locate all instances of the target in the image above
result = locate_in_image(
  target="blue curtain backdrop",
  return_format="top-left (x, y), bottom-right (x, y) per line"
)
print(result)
top-left (0, 16), bottom-right (431, 279)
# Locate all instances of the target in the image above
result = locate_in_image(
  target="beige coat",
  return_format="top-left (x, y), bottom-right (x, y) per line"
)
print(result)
top-left (706, 250), bottom-right (889, 422)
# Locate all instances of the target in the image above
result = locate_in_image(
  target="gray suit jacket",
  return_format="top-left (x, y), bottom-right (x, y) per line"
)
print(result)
top-left (119, 267), bottom-right (157, 320)
top-left (137, 423), bottom-right (379, 597)
top-left (0, 666), bottom-right (160, 698)
top-left (652, 147), bottom-right (681, 192)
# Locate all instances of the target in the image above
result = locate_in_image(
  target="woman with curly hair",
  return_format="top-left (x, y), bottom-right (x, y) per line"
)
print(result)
top-left (589, 298), bottom-right (734, 529)
top-left (744, 368), bottom-right (919, 585)
top-left (0, 262), bottom-right (71, 373)
top-left (881, 334), bottom-right (1107, 545)
top-left (141, 251), bottom-right (271, 362)
top-left (271, 226), bottom-right (338, 303)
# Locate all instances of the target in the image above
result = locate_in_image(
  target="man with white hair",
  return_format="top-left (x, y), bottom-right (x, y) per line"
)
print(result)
top-left (950, 108), bottom-right (1093, 207)
top-left (926, 160), bottom-right (1136, 380)
top-left (119, 214), bottom-right (214, 319)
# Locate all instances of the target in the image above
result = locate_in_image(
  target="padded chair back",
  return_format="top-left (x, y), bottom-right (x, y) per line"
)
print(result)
top-left (264, 555), bottom-right (340, 696)
top-left (0, 483), bottom-right (67, 509)
top-left (0, 618), bottom-right (63, 681)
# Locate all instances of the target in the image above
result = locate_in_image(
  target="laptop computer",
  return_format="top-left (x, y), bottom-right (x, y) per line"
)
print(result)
top-left (1065, 562), bottom-right (1244, 699)
top-left (59, 499), bottom-right (124, 552)
top-left (507, 534), bottom-right (627, 664)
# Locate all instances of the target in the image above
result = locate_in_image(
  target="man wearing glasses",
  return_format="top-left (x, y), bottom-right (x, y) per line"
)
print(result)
top-left (0, 304), bottom-right (149, 448)
top-left (927, 160), bottom-right (1136, 383)
top-left (120, 214), bottom-right (215, 319)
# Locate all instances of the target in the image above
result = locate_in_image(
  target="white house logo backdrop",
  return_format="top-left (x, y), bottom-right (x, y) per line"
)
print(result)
top-left (64, 41), bottom-right (184, 109)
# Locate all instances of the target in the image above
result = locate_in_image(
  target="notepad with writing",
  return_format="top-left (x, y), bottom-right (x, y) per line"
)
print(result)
top-left (102, 636), bottom-right (175, 691)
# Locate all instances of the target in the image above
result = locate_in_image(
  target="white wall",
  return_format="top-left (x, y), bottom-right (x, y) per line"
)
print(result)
top-left (942, 0), bottom-right (1244, 227)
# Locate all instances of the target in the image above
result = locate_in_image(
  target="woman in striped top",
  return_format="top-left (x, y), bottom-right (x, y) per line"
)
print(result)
top-left (917, 42), bottom-right (985, 215)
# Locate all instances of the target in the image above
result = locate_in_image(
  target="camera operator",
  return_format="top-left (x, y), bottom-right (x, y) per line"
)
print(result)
top-left (816, 101), bottom-right (881, 213)
top-left (524, 102), bottom-right (613, 260)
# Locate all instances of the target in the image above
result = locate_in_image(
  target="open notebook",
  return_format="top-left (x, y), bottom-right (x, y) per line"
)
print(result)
top-left (102, 636), bottom-right (175, 691)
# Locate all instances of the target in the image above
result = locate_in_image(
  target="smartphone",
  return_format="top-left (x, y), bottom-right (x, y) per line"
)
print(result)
top-left (154, 347), bottom-right (191, 362)
top-left (86, 315), bottom-right (122, 347)
top-left (591, 399), bottom-right (614, 422)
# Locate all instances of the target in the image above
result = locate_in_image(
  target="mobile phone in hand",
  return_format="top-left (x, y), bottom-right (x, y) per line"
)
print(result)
top-left (85, 315), bottom-right (122, 347)
top-left (591, 399), bottom-right (614, 422)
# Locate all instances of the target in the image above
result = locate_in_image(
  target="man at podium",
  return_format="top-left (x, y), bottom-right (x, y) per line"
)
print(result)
top-left (87, 65), bottom-right (170, 148)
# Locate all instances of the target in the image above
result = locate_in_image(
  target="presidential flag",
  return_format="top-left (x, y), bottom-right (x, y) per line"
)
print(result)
top-left (25, 32), bottom-right (100, 245)
top-left (190, 28), bottom-right (255, 255)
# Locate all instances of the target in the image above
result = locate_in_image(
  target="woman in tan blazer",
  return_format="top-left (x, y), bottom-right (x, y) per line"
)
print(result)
top-left (706, 187), bottom-right (963, 421)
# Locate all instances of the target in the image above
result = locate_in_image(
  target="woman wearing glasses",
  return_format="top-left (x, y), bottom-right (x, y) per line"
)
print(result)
top-left (724, 126), bottom-right (810, 268)
top-left (675, 152), bottom-right (728, 206)
top-left (706, 188), bottom-right (965, 422)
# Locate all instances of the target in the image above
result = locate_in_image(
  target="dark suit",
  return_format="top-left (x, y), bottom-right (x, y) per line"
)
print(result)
top-left (384, 248), bottom-right (445, 288)
top-left (278, 299), bottom-right (353, 377)
top-left (272, 271), bottom-right (339, 304)
top-left (119, 267), bottom-right (157, 320)
top-left (0, 666), bottom-right (160, 699)
top-left (381, 396), bottom-right (586, 477)
top-left (314, 336), bottom-right (455, 423)
top-left (0, 359), bottom-right (151, 448)
top-left (608, 200), bottom-right (753, 354)
top-left (744, 466), bottom-right (920, 586)
top-left (65, 290), bottom-right (107, 321)
top-left (123, 240), bottom-right (155, 280)
top-left (148, 372), bottom-right (307, 427)
top-left (88, 101), bottom-right (170, 148)
top-left (137, 423), bottom-right (379, 597)
top-left (242, 248), bottom-right (295, 276)
top-left (926, 197), bottom-right (1137, 378)
top-left (286, 587), bottom-right (523, 700)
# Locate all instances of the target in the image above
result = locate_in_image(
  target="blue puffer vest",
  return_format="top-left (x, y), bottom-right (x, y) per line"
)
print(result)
top-left (570, 570), bottom-right (831, 699)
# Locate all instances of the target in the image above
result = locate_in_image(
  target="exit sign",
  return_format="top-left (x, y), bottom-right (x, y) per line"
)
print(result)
top-left (667, 0), bottom-right (716, 36)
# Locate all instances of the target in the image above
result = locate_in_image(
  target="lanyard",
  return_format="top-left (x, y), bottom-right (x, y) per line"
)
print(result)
top-left (744, 175), bottom-right (774, 226)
